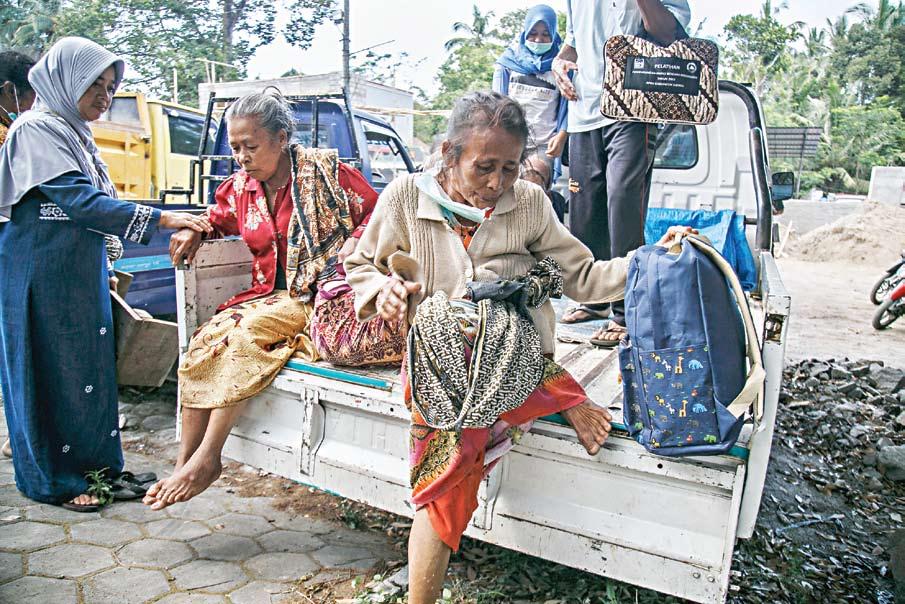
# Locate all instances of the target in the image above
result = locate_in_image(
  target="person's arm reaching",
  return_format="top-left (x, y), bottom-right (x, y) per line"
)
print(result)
top-left (638, 0), bottom-right (691, 45)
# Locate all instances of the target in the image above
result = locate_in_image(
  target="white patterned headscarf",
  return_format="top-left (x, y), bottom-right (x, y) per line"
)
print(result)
top-left (0, 37), bottom-right (124, 222)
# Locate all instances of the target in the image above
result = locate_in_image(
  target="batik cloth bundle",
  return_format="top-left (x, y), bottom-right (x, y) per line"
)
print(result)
top-left (285, 147), bottom-right (353, 302)
top-left (407, 257), bottom-right (564, 431)
top-left (601, 35), bottom-right (719, 125)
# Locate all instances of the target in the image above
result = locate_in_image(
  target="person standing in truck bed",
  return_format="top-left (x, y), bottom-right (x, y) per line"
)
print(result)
top-left (555, 0), bottom-right (690, 347)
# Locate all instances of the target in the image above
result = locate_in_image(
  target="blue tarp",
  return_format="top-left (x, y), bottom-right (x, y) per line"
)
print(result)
top-left (644, 207), bottom-right (757, 291)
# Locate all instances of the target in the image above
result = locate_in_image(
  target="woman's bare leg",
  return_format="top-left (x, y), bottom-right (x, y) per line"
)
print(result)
top-left (407, 508), bottom-right (452, 604)
top-left (143, 403), bottom-right (246, 510)
top-left (175, 407), bottom-right (211, 470)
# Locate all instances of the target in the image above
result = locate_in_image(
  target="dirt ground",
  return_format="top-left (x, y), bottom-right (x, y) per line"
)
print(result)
top-left (776, 257), bottom-right (905, 362)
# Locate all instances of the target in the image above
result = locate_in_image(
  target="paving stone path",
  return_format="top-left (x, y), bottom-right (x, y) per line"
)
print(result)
top-left (0, 398), bottom-right (400, 603)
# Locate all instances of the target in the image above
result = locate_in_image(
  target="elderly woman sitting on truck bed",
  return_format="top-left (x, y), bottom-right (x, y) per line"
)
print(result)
top-left (143, 92), bottom-right (405, 510)
top-left (344, 91), bottom-right (692, 604)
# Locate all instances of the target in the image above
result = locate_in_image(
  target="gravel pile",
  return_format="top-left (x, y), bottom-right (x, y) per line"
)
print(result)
top-left (730, 359), bottom-right (905, 604)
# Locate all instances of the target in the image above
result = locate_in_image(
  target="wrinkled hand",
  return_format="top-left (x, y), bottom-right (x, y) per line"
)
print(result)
top-left (376, 276), bottom-right (422, 322)
top-left (546, 131), bottom-right (568, 158)
top-left (552, 57), bottom-right (578, 101)
top-left (159, 211), bottom-right (212, 234)
top-left (169, 228), bottom-right (204, 266)
top-left (655, 225), bottom-right (698, 249)
top-left (337, 237), bottom-right (358, 263)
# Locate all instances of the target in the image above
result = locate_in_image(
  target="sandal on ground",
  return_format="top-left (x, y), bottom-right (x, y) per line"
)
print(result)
top-left (61, 497), bottom-right (101, 513)
top-left (110, 471), bottom-right (158, 501)
top-left (559, 305), bottom-right (611, 324)
top-left (589, 323), bottom-right (627, 348)
top-left (118, 471), bottom-right (157, 486)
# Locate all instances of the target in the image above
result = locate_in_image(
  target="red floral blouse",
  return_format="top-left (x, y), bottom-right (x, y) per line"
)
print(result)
top-left (209, 164), bottom-right (377, 310)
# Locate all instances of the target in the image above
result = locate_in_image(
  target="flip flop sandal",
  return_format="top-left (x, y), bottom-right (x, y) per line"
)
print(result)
top-left (560, 305), bottom-right (610, 325)
top-left (589, 325), bottom-right (627, 349)
top-left (118, 471), bottom-right (157, 486)
top-left (61, 500), bottom-right (100, 513)
top-left (111, 483), bottom-right (147, 501)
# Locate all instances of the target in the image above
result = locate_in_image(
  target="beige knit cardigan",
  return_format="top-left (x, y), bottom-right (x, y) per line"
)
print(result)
top-left (344, 173), bottom-right (630, 354)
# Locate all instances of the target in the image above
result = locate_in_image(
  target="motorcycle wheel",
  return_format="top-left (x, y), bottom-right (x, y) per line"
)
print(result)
top-left (870, 274), bottom-right (896, 305)
top-left (872, 297), bottom-right (902, 330)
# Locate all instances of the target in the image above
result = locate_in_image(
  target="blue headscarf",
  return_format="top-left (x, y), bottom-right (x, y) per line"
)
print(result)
top-left (496, 5), bottom-right (562, 75)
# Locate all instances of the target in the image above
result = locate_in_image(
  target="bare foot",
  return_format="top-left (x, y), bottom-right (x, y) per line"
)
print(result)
top-left (142, 452), bottom-right (222, 510)
top-left (561, 400), bottom-right (612, 455)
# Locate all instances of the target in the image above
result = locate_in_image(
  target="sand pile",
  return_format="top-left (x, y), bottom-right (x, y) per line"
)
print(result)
top-left (787, 201), bottom-right (905, 264)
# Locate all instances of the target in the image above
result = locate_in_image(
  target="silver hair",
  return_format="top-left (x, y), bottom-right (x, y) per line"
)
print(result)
top-left (225, 92), bottom-right (294, 140)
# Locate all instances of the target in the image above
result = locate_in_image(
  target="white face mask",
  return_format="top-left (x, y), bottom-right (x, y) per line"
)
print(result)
top-left (525, 40), bottom-right (553, 55)
top-left (415, 169), bottom-right (487, 224)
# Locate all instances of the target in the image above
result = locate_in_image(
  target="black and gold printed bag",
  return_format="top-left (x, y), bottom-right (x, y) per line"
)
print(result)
top-left (601, 35), bottom-right (719, 125)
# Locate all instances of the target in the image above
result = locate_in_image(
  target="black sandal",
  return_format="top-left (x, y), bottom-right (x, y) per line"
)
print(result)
top-left (589, 324), bottom-right (627, 348)
top-left (61, 499), bottom-right (101, 513)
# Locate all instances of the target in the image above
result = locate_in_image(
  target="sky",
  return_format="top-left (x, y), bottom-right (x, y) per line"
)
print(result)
top-left (246, 0), bottom-right (873, 94)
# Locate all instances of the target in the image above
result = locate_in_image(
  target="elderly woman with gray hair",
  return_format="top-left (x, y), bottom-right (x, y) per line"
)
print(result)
top-left (345, 91), bottom-right (693, 603)
top-left (143, 92), bottom-right (405, 510)
top-left (0, 37), bottom-right (209, 511)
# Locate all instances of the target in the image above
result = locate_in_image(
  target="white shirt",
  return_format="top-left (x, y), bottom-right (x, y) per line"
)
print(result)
top-left (565, 0), bottom-right (692, 133)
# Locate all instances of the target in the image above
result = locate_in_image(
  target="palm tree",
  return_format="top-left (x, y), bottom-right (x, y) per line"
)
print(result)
top-left (444, 5), bottom-right (498, 52)
top-left (849, 0), bottom-right (905, 31)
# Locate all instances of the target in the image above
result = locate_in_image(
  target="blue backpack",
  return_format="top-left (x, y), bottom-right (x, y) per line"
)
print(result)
top-left (619, 235), bottom-right (764, 457)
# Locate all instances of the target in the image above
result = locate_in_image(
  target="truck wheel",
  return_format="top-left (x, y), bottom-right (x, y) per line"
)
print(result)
top-left (872, 297), bottom-right (902, 330)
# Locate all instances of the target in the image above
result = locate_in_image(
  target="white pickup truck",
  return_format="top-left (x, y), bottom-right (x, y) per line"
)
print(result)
top-left (176, 81), bottom-right (792, 604)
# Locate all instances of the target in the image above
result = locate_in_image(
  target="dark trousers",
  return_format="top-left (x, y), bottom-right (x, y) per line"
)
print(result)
top-left (568, 121), bottom-right (657, 325)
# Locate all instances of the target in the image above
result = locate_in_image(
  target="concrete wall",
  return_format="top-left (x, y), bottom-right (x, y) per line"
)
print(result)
top-left (868, 166), bottom-right (905, 206)
top-left (197, 72), bottom-right (414, 145)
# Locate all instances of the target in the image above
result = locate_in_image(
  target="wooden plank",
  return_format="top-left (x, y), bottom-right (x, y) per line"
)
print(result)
top-left (112, 291), bottom-right (179, 387)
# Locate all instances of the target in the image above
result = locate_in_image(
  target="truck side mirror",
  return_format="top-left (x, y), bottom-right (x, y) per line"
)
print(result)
top-left (771, 171), bottom-right (795, 204)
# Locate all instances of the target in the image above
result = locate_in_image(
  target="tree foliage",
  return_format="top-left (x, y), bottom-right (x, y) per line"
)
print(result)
top-left (0, 0), bottom-right (336, 107)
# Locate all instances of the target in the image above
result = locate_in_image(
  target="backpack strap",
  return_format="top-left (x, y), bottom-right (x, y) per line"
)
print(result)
top-left (684, 235), bottom-right (766, 421)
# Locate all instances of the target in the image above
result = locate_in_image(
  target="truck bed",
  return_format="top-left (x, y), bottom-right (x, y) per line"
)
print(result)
top-left (176, 238), bottom-right (790, 603)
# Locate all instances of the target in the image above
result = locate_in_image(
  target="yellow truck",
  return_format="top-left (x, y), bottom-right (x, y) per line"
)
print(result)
top-left (90, 91), bottom-right (214, 203)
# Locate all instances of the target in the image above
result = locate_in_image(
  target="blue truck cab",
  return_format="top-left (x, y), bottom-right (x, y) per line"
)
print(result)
top-left (116, 93), bottom-right (415, 315)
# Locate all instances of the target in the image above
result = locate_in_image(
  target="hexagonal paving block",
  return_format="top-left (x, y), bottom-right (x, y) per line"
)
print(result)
top-left (246, 552), bottom-right (320, 582)
top-left (146, 518), bottom-right (211, 541)
top-left (101, 501), bottom-right (168, 524)
top-left (191, 533), bottom-right (261, 561)
top-left (82, 567), bottom-right (170, 604)
top-left (257, 529), bottom-right (324, 553)
top-left (0, 520), bottom-right (65, 551)
top-left (155, 594), bottom-right (226, 604)
top-left (0, 485), bottom-right (32, 507)
top-left (0, 576), bottom-right (77, 603)
top-left (25, 504), bottom-right (100, 524)
top-left (170, 560), bottom-right (248, 593)
top-left (29, 544), bottom-right (114, 578)
top-left (116, 538), bottom-right (193, 569)
top-left (311, 544), bottom-right (377, 568)
top-left (271, 514), bottom-right (335, 535)
top-left (70, 518), bottom-right (143, 547)
top-left (0, 472), bottom-right (14, 486)
top-left (0, 551), bottom-right (23, 582)
top-left (228, 581), bottom-right (294, 604)
top-left (209, 512), bottom-right (274, 537)
top-left (224, 496), bottom-right (282, 519)
top-left (167, 497), bottom-right (228, 521)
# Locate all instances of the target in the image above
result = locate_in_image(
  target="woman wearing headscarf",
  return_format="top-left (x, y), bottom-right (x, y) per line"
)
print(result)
top-left (492, 5), bottom-right (568, 166)
top-left (0, 37), bottom-right (210, 511)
